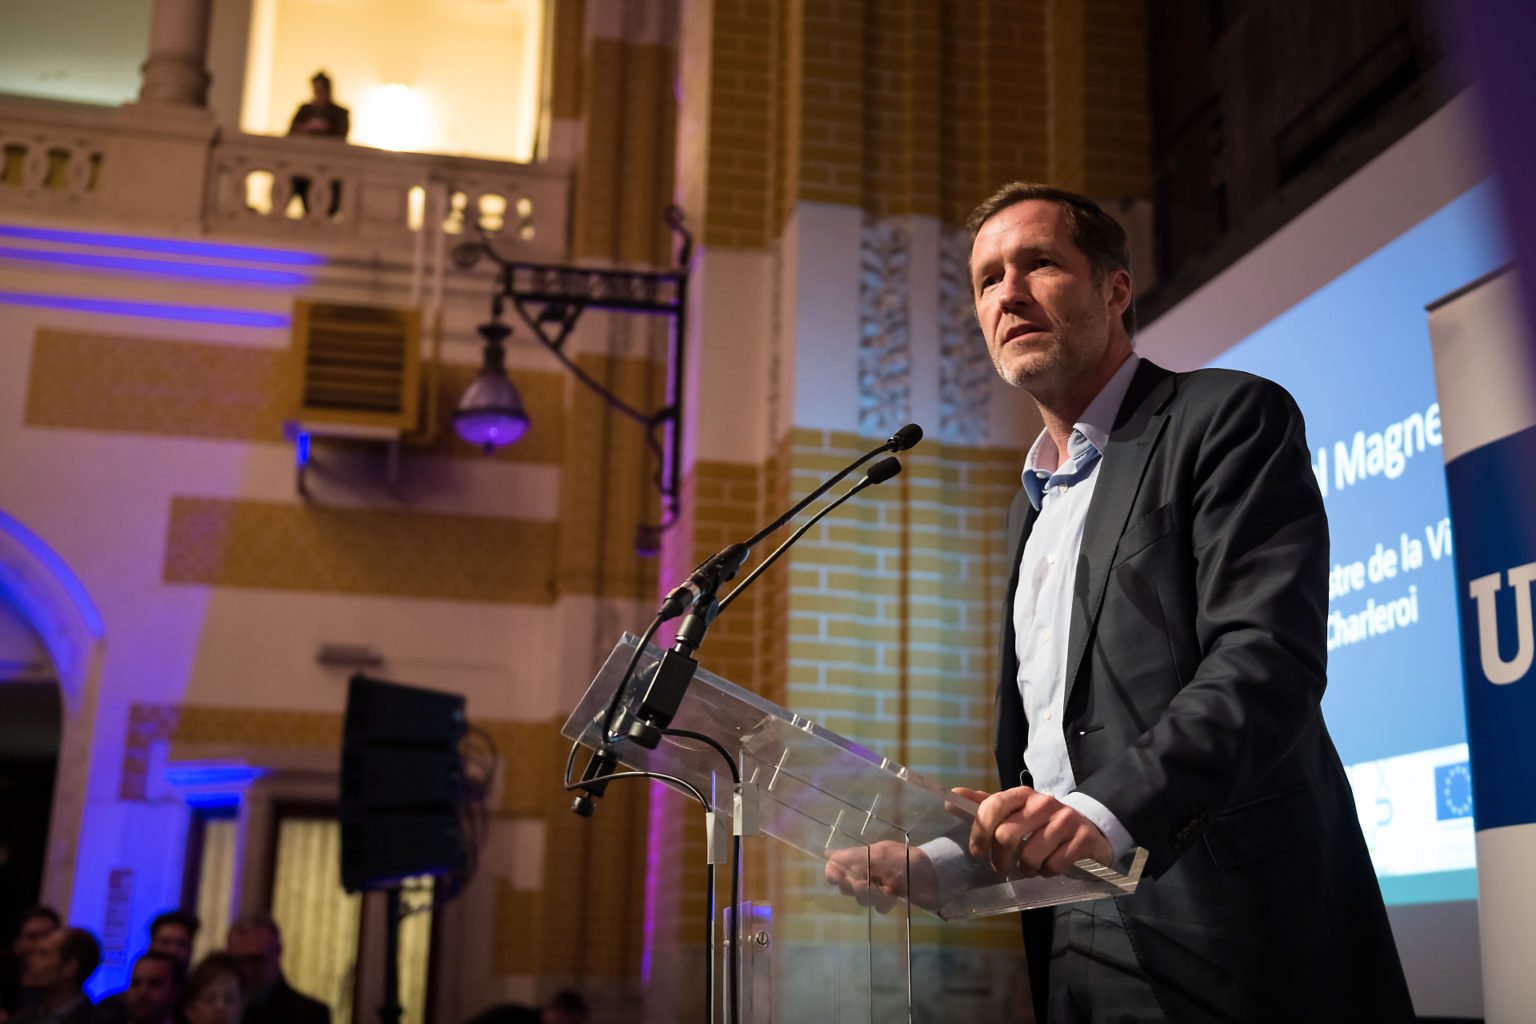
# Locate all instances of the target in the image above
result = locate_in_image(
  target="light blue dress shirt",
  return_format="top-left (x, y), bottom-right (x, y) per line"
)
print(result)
top-left (921, 354), bottom-right (1141, 889)
top-left (1015, 353), bottom-right (1141, 862)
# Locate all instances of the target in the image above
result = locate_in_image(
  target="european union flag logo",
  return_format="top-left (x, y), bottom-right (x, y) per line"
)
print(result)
top-left (1435, 761), bottom-right (1474, 821)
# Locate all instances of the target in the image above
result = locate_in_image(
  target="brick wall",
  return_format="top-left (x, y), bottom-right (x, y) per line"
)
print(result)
top-left (574, 38), bottom-right (679, 264)
top-left (688, 0), bottom-right (1149, 243)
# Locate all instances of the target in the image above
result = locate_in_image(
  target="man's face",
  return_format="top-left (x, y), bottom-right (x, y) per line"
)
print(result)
top-left (20, 928), bottom-right (72, 991)
top-left (970, 199), bottom-right (1129, 401)
top-left (312, 79), bottom-right (331, 104)
top-left (13, 915), bottom-right (57, 962)
top-left (149, 923), bottom-right (192, 967)
top-left (126, 958), bottom-right (179, 1023)
top-left (226, 926), bottom-right (281, 994)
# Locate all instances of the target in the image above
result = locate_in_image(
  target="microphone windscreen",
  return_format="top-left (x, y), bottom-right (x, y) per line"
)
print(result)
top-left (888, 423), bottom-right (924, 451)
top-left (866, 456), bottom-right (902, 484)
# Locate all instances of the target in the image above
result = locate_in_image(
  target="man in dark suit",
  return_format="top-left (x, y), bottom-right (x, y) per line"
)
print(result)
top-left (956, 182), bottom-right (1414, 1022)
top-left (285, 71), bottom-right (349, 218)
top-left (827, 182), bottom-right (1416, 1020)
top-left (287, 72), bottom-right (350, 141)
top-left (226, 914), bottom-right (329, 1024)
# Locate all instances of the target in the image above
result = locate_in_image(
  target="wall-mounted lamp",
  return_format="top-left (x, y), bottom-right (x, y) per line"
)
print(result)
top-left (453, 315), bottom-right (529, 453)
top-left (452, 207), bottom-right (692, 555)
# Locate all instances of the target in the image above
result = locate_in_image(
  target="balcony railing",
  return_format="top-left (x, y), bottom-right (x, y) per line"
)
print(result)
top-left (0, 97), bottom-right (109, 216)
top-left (0, 94), bottom-right (569, 261)
top-left (206, 132), bottom-right (569, 260)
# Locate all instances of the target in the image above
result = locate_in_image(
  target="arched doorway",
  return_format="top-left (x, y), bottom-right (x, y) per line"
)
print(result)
top-left (0, 508), bottom-right (106, 914)
top-left (0, 652), bottom-right (61, 918)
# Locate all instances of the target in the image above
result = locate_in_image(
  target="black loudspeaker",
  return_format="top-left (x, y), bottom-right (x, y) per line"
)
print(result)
top-left (340, 674), bottom-right (467, 893)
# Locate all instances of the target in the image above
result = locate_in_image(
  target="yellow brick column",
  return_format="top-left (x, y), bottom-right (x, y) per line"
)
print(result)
top-left (648, 0), bottom-right (1161, 1017)
top-left (529, 1), bottom-right (682, 1013)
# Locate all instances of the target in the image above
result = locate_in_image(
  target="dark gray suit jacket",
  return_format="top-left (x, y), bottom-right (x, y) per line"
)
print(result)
top-left (997, 360), bottom-right (1413, 1022)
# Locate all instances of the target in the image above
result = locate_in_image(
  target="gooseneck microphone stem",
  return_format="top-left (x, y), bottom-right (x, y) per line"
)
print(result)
top-left (654, 424), bottom-right (923, 624)
top-left (738, 423), bottom-right (921, 554)
top-left (630, 456), bottom-right (905, 750)
top-left (719, 457), bottom-right (903, 614)
top-left (568, 430), bottom-right (919, 1024)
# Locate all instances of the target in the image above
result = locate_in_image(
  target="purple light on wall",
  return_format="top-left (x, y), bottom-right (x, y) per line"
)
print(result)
top-left (643, 780), bottom-right (666, 987)
top-left (0, 508), bottom-right (105, 637)
top-left (0, 291), bottom-right (288, 328)
top-left (0, 245), bottom-right (311, 286)
top-left (0, 225), bottom-right (325, 266)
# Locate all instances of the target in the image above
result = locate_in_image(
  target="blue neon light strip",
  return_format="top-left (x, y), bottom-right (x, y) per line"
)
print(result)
top-left (0, 291), bottom-right (288, 328)
top-left (0, 509), bottom-right (105, 637)
top-left (164, 764), bottom-right (265, 789)
top-left (0, 246), bottom-right (310, 285)
top-left (0, 225), bottom-right (324, 266)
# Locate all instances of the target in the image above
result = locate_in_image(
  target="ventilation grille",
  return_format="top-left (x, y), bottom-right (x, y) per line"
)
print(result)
top-left (292, 301), bottom-right (421, 431)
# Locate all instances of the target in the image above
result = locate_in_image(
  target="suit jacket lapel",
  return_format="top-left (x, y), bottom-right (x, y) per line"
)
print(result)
top-left (995, 488), bottom-right (1037, 778)
top-left (1063, 361), bottom-right (1177, 709)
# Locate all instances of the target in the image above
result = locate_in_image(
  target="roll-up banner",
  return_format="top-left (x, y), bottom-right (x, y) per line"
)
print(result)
top-left (1427, 265), bottom-right (1536, 1023)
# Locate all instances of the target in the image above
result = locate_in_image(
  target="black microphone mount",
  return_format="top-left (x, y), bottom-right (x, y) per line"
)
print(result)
top-left (575, 423), bottom-right (923, 792)
top-left (626, 453), bottom-right (908, 750)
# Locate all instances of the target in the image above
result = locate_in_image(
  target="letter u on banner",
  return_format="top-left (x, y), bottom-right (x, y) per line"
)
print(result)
top-left (1468, 563), bottom-right (1536, 685)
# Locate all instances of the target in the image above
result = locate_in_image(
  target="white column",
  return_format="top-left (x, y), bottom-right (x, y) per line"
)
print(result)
top-left (137, 0), bottom-right (214, 107)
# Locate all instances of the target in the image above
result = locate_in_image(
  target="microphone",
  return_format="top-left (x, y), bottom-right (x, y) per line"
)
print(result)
top-left (888, 422), bottom-right (923, 452)
top-left (718, 456), bottom-right (902, 614)
top-left (625, 456), bottom-right (906, 750)
top-left (865, 453), bottom-right (905, 483)
top-left (653, 424), bottom-right (924, 622)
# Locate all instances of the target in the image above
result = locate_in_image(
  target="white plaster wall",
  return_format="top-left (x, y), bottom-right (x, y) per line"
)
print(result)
top-left (685, 247), bottom-right (774, 465)
top-left (0, 250), bottom-right (647, 1008)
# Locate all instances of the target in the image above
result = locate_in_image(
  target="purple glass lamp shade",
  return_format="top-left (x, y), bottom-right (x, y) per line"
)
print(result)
top-left (454, 320), bottom-right (530, 453)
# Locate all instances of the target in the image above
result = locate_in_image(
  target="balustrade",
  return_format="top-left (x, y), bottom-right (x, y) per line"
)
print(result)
top-left (0, 95), bottom-right (569, 261)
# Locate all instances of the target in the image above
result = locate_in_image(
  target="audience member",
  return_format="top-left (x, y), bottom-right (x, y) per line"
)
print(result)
top-left (287, 72), bottom-right (349, 139)
top-left (3, 907), bottom-right (61, 1017)
top-left (142, 914), bottom-right (196, 973)
top-left (463, 989), bottom-right (590, 1024)
top-left (180, 954), bottom-right (241, 1024)
top-left (113, 952), bottom-right (181, 1024)
top-left (12, 927), bottom-right (99, 1024)
top-left (285, 70), bottom-right (349, 218)
top-left (224, 915), bottom-right (328, 1024)
top-left (92, 911), bottom-right (199, 1020)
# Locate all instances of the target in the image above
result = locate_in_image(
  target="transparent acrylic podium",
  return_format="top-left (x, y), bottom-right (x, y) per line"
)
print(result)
top-left (563, 635), bottom-right (1146, 1022)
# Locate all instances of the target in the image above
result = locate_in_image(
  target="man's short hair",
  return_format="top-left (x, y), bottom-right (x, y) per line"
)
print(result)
top-left (58, 927), bottom-right (102, 987)
top-left (966, 181), bottom-right (1136, 335)
top-left (229, 911), bottom-right (281, 944)
top-left (149, 910), bottom-right (199, 940)
top-left (135, 949), bottom-right (186, 987)
top-left (311, 71), bottom-right (332, 87)
top-left (17, 905), bottom-right (61, 932)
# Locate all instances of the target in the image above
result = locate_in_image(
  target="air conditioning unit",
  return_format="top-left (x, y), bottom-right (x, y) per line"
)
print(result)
top-left (291, 300), bottom-right (422, 435)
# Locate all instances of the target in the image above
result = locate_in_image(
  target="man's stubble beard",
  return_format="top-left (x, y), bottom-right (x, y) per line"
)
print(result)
top-left (990, 301), bottom-right (1111, 401)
